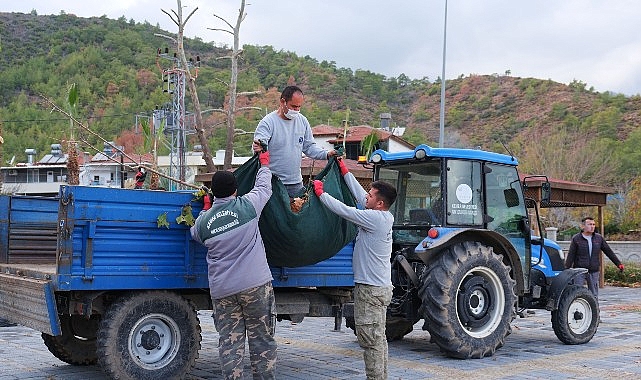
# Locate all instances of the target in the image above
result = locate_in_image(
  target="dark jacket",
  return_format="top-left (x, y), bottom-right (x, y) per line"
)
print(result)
top-left (565, 232), bottom-right (621, 273)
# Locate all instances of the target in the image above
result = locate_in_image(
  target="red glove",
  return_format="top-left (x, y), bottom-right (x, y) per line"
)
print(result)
top-left (259, 151), bottom-right (270, 166)
top-left (313, 180), bottom-right (324, 197)
top-left (618, 264), bottom-right (625, 272)
top-left (337, 158), bottom-right (349, 176)
top-left (203, 194), bottom-right (212, 211)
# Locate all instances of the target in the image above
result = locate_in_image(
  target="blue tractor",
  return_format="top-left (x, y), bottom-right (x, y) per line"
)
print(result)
top-left (358, 144), bottom-right (599, 358)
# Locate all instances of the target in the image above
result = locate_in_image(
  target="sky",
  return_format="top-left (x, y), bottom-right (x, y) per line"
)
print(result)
top-left (4, 0), bottom-right (641, 96)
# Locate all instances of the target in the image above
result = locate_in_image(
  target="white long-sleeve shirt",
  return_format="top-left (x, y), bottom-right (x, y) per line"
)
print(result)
top-left (318, 173), bottom-right (393, 287)
top-left (254, 111), bottom-right (328, 185)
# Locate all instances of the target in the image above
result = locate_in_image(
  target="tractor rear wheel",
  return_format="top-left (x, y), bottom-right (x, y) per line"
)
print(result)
top-left (418, 241), bottom-right (516, 358)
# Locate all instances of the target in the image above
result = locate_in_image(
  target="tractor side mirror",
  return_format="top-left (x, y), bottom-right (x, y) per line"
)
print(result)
top-left (541, 182), bottom-right (551, 203)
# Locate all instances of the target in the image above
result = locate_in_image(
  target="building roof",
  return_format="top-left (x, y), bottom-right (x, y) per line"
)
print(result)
top-left (300, 157), bottom-right (372, 179)
top-left (91, 152), bottom-right (154, 165)
top-left (311, 125), bottom-right (414, 149)
top-left (521, 174), bottom-right (614, 207)
top-left (311, 124), bottom-right (344, 136)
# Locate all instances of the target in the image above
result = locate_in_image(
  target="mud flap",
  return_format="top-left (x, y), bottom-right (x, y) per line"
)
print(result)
top-left (546, 268), bottom-right (588, 311)
top-left (0, 273), bottom-right (60, 335)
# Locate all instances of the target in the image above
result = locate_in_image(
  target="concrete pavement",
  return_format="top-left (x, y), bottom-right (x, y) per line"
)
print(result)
top-left (1, 285), bottom-right (640, 379)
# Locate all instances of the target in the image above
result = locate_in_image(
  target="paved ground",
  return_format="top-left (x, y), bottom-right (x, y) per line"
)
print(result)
top-left (1, 286), bottom-right (640, 379)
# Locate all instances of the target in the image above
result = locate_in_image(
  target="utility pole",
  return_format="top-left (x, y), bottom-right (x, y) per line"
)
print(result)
top-left (157, 48), bottom-right (196, 190)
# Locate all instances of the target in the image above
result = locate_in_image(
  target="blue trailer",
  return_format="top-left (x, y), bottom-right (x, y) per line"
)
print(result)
top-left (0, 185), bottom-right (354, 379)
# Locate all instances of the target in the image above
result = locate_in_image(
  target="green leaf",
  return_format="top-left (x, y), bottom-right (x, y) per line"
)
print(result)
top-left (361, 130), bottom-right (380, 158)
top-left (68, 83), bottom-right (78, 109)
top-left (175, 205), bottom-right (195, 226)
top-left (157, 212), bottom-right (170, 229)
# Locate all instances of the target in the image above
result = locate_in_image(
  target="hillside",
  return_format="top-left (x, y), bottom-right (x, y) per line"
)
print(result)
top-left (1, 11), bottom-right (641, 193)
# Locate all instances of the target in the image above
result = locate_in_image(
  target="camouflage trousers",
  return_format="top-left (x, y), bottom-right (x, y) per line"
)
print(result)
top-left (212, 282), bottom-right (277, 380)
top-left (354, 283), bottom-right (393, 380)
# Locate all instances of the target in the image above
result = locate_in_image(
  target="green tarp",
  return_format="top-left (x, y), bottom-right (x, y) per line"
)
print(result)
top-left (234, 155), bottom-right (357, 267)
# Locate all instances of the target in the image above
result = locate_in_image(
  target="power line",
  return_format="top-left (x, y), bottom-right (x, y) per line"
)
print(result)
top-left (0, 113), bottom-right (135, 124)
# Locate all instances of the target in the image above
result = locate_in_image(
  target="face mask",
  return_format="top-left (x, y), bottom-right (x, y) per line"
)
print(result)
top-left (284, 108), bottom-right (300, 120)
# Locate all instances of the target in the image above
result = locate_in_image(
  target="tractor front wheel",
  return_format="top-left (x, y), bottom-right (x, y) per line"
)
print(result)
top-left (552, 285), bottom-right (599, 344)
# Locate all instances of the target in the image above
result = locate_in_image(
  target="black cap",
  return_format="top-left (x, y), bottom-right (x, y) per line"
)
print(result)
top-left (211, 171), bottom-right (237, 198)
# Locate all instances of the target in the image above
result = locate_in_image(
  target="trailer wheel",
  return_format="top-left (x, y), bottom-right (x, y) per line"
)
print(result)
top-left (96, 291), bottom-right (201, 380)
top-left (345, 316), bottom-right (356, 332)
top-left (384, 316), bottom-right (416, 341)
top-left (418, 241), bottom-right (516, 359)
top-left (345, 316), bottom-right (416, 341)
top-left (42, 314), bottom-right (99, 365)
top-left (552, 285), bottom-right (598, 344)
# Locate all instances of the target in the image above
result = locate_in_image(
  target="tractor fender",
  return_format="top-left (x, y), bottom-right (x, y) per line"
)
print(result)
top-left (415, 228), bottom-right (525, 295)
top-left (546, 268), bottom-right (588, 311)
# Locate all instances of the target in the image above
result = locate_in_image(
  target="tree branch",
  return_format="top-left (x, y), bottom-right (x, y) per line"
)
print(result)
top-left (41, 95), bottom-right (200, 189)
top-left (237, 91), bottom-right (261, 97)
top-left (160, 9), bottom-right (179, 26)
top-left (183, 7), bottom-right (199, 25)
top-left (207, 27), bottom-right (234, 35)
top-left (212, 13), bottom-right (234, 30)
top-left (235, 106), bottom-right (263, 112)
top-left (154, 33), bottom-right (177, 44)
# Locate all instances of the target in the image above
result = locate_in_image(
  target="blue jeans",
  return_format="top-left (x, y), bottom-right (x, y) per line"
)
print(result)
top-left (574, 271), bottom-right (600, 300)
top-left (284, 182), bottom-right (305, 198)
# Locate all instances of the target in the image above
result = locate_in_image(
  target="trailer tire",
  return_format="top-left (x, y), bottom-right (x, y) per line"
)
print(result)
top-left (42, 314), bottom-right (99, 365)
top-left (0, 318), bottom-right (17, 327)
top-left (418, 241), bottom-right (516, 358)
top-left (552, 285), bottom-right (598, 344)
top-left (384, 316), bottom-right (416, 341)
top-left (345, 316), bottom-right (356, 332)
top-left (96, 291), bottom-right (201, 380)
top-left (345, 315), bottom-right (415, 341)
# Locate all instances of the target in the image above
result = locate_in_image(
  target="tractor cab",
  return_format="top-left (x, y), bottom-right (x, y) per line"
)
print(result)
top-left (362, 145), bottom-right (597, 356)
top-left (371, 144), bottom-right (533, 289)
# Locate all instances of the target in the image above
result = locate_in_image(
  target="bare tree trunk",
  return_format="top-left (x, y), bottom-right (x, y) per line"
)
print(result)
top-left (162, 0), bottom-right (216, 173)
top-left (65, 139), bottom-right (79, 185)
top-left (223, 0), bottom-right (246, 170)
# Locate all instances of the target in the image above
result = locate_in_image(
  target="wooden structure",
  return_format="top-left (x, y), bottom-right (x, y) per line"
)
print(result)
top-left (522, 175), bottom-right (614, 231)
top-left (522, 176), bottom-right (615, 287)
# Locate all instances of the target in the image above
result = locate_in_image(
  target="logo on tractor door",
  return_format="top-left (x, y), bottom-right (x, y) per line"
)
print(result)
top-left (456, 184), bottom-right (473, 204)
top-left (451, 183), bottom-right (478, 216)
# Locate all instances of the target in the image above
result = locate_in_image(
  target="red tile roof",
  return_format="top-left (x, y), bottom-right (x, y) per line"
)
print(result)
top-left (329, 126), bottom-right (392, 144)
top-left (300, 157), bottom-right (372, 178)
top-left (312, 124), bottom-right (344, 136)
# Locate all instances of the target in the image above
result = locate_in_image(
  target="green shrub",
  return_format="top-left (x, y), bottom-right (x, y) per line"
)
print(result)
top-left (604, 262), bottom-right (641, 287)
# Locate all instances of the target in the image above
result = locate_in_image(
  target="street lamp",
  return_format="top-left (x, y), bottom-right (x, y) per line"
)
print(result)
top-left (439, 0), bottom-right (448, 148)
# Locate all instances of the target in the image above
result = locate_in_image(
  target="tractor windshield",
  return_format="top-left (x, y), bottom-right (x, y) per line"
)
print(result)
top-left (377, 160), bottom-right (443, 231)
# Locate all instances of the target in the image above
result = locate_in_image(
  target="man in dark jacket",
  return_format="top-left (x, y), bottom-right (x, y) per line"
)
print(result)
top-left (565, 216), bottom-right (624, 299)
